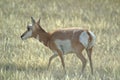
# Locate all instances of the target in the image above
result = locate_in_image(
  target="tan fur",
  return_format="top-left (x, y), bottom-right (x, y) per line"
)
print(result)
top-left (21, 17), bottom-right (96, 74)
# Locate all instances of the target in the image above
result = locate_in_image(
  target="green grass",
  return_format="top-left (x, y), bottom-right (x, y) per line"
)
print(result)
top-left (0, 0), bottom-right (120, 80)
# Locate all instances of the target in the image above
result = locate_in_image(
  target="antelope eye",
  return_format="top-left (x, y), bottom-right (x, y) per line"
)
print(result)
top-left (27, 27), bottom-right (30, 31)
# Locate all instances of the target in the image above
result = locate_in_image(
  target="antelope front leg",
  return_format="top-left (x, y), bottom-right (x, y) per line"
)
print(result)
top-left (56, 49), bottom-right (66, 73)
top-left (47, 54), bottom-right (58, 70)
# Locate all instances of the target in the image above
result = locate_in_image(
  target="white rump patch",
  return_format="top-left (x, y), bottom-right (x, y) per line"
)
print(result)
top-left (88, 31), bottom-right (96, 48)
top-left (55, 39), bottom-right (73, 54)
top-left (79, 31), bottom-right (89, 48)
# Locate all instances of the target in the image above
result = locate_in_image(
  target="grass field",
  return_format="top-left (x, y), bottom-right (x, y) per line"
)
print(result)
top-left (0, 0), bottom-right (120, 80)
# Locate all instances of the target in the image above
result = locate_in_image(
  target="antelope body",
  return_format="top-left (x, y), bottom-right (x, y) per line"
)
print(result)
top-left (21, 17), bottom-right (96, 74)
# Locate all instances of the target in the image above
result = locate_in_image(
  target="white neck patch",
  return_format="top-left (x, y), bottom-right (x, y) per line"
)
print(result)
top-left (36, 35), bottom-right (40, 41)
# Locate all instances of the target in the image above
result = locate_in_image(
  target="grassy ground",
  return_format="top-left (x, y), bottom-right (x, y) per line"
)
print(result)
top-left (0, 0), bottom-right (120, 80)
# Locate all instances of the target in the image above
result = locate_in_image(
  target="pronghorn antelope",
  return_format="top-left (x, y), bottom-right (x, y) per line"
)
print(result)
top-left (21, 17), bottom-right (96, 74)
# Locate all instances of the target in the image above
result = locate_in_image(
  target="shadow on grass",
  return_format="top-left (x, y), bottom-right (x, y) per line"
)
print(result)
top-left (0, 63), bottom-right (47, 73)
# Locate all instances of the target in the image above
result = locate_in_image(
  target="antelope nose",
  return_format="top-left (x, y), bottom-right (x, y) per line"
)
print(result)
top-left (21, 35), bottom-right (23, 40)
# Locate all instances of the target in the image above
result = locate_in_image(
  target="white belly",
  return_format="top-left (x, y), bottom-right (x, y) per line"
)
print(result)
top-left (55, 39), bottom-right (73, 54)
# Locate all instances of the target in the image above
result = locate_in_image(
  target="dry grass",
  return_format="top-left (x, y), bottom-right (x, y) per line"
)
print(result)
top-left (0, 0), bottom-right (120, 80)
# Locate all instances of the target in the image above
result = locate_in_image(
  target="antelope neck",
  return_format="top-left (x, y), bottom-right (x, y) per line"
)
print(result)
top-left (36, 30), bottom-right (50, 47)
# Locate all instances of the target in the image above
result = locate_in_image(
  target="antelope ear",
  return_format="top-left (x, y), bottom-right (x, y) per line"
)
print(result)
top-left (37, 17), bottom-right (41, 24)
top-left (31, 17), bottom-right (35, 24)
